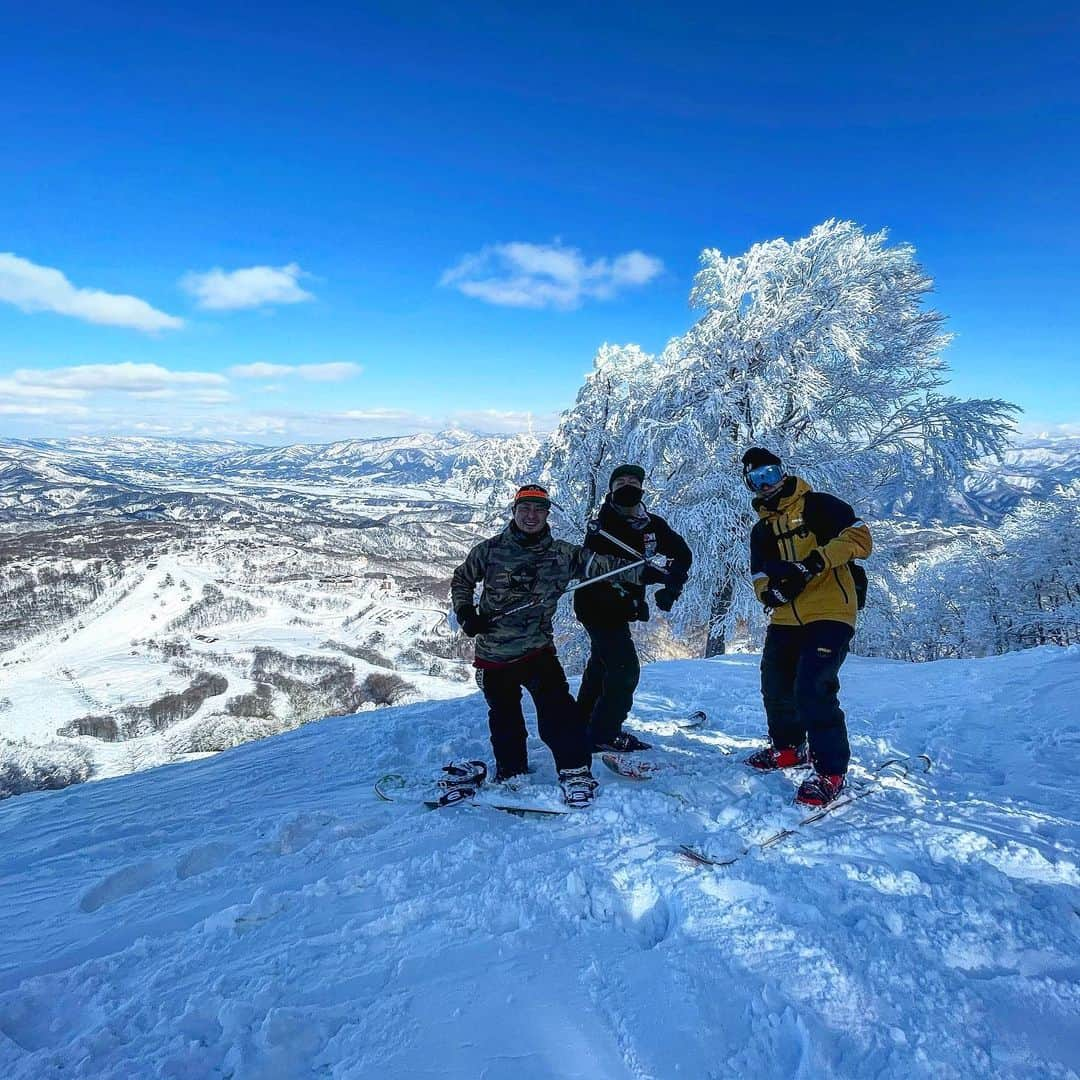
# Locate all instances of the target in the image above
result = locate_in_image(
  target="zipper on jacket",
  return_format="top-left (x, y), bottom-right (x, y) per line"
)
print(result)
top-left (833, 568), bottom-right (850, 607)
top-left (789, 595), bottom-right (804, 625)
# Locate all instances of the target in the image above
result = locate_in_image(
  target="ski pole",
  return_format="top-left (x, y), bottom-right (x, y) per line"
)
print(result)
top-left (555, 504), bottom-right (667, 568)
top-left (588, 524), bottom-right (646, 561)
top-left (565, 557), bottom-right (646, 592)
top-left (447, 597), bottom-right (543, 631)
top-left (488, 598), bottom-right (541, 623)
top-left (485, 558), bottom-right (648, 624)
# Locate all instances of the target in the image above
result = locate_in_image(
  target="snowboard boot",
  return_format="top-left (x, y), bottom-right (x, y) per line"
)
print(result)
top-left (438, 760), bottom-right (488, 792)
top-left (494, 767), bottom-right (528, 792)
top-left (593, 731), bottom-right (652, 753)
top-left (558, 766), bottom-right (599, 809)
top-left (745, 744), bottom-right (809, 771)
top-left (795, 772), bottom-right (846, 807)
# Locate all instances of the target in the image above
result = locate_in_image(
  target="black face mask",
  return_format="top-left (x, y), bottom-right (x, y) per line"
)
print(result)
top-left (611, 485), bottom-right (643, 508)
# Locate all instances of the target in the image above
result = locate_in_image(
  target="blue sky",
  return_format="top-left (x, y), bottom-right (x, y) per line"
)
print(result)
top-left (2, 0), bottom-right (1077, 444)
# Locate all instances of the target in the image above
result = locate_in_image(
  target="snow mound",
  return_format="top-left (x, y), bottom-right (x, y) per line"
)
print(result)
top-left (1, 648), bottom-right (1078, 1078)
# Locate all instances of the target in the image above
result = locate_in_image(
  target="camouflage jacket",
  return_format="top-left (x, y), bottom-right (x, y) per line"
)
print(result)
top-left (451, 524), bottom-right (641, 664)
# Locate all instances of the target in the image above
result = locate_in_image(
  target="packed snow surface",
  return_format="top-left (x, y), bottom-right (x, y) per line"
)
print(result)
top-left (1, 647), bottom-right (1078, 1078)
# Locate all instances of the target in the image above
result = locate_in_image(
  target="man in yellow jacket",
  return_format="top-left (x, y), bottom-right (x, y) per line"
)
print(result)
top-left (741, 447), bottom-right (873, 806)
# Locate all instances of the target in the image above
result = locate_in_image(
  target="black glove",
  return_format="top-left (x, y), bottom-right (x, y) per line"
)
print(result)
top-left (760, 585), bottom-right (792, 610)
top-left (654, 586), bottom-right (681, 612)
top-left (763, 560), bottom-right (813, 600)
top-left (641, 563), bottom-right (671, 586)
top-left (455, 605), bottom-right (491, 637)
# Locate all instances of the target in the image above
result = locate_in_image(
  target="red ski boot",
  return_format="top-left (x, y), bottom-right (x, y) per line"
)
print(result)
top-left (745, 744), bottom-right (809, 771)
top-left (795, 772), bottom-right (846, 807)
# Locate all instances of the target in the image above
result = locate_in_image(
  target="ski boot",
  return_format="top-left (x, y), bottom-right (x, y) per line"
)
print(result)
top-left (795, 772), bottom-right (845, 807)
top-left (593, 731), bottom-right (652, 753)
top-left (745, 744), bottom-right (809, 771)
top-left (558, 766), bottom-right (599, 809)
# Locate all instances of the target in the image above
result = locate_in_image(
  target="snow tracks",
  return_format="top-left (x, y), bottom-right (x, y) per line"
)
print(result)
top-left (1, 651), bottom-right (1078, 1078)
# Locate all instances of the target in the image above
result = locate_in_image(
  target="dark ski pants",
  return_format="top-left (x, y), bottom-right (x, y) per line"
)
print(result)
top-left (577, 623), bottom-right (641, 747)
top-left (477, 650), bottom-right (590, 778)
top-left (760, 620), bottom-right (854, 776)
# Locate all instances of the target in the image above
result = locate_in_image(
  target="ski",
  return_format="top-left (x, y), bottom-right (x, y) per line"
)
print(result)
top-left (678, 754), bottom-right (932, 868)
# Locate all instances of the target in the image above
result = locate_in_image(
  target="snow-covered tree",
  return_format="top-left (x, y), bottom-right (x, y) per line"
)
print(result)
top-left (541, 221), bottom-right (1018, 655)
top-left (541, 344), bottom-right (658, 529)
top-left (858, 482), bottom-right (1080, 659)
top-left (995, 481), bottom-right (1080, 648)
top-left (453, 432), bottom-right (543, 521)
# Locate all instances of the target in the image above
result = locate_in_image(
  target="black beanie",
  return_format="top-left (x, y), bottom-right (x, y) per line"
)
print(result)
top-left (741, 447), bottom-right (782, 471)
top-left (608, 463), bottom-right (645, 489)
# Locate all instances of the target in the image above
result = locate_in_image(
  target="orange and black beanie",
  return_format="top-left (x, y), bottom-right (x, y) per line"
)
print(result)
top-left (513, 484), bottom-right (551, 509)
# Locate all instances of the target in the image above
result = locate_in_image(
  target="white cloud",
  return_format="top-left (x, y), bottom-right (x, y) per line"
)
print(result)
top-left (440, 242), bottom-right (664, 310)
top-left (0, 402), bottom-right (91, 417)
top-left (448, 409), bottom-right (553, 434)
top-left (13, 362), bottom-right (227, 393)
top-left (331, 408), bottom-right (425, 424)
top-left (233, 416), bottom-right (290, 437)
top-left (189, 390), bottom-right (234, 405)
top-left (1018, 419), bottom-right (1080, 440)
top-left (0, 253), bottom-right (183, 332)
top-left (182, 263), bottom-right (314, 310)
top-left (229, 362), bottom-right (293, 379)
top-left (296, 362), bottom-right (362, 382)
top-left (127, 389), bottom-right (233, 405)
top-left (229, 361), bottom-right (361, 382)
top-left (0, 378), bottom-right (86, 401)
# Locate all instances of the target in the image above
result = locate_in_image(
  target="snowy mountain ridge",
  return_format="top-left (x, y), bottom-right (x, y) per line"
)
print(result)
top-left (1, 647), bottom-right (1077, 1078)
top-left (3, 432), bottom-right (1076, 531)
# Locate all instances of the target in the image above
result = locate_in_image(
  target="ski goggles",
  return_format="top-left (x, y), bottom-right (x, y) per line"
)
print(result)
top-left (744, 463), bottom-right (783, 492)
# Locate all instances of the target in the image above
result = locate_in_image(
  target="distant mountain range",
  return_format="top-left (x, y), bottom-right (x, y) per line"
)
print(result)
top-left (0, 431), bottom-right (518, 530)
top-left (959, 435), bottom-right (1080, 520)
top-left (2, 431), bottom-right (1077, 530)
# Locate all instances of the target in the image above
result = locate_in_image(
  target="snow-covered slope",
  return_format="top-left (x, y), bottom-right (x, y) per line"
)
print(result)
top-left (2, 648), bottom-right (1077, 1078)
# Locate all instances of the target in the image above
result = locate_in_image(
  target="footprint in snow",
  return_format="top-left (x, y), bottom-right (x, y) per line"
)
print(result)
top-left (79, 858), bottom-right (170, 913)
top-left (176, 841), bottom-right (234, 880)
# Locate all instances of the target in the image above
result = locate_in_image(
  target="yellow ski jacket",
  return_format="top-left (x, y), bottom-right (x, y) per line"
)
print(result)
top-left (749, 477), bottom-right (873, 629)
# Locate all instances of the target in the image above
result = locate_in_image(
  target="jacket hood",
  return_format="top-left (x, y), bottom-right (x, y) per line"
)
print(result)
top-left (754, 475), bottom-right (812, 519)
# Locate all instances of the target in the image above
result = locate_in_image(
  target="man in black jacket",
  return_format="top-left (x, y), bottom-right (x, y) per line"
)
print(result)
top-left (575, 464), bottom-right (693, 753)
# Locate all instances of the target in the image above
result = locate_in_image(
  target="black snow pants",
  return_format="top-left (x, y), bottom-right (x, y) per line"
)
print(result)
top-left (577, 623), bottom-right (641, 747)
top-left (760, 620), bottom-right (854, 776)
top-left (477, 649), bottom-right (590, 779)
